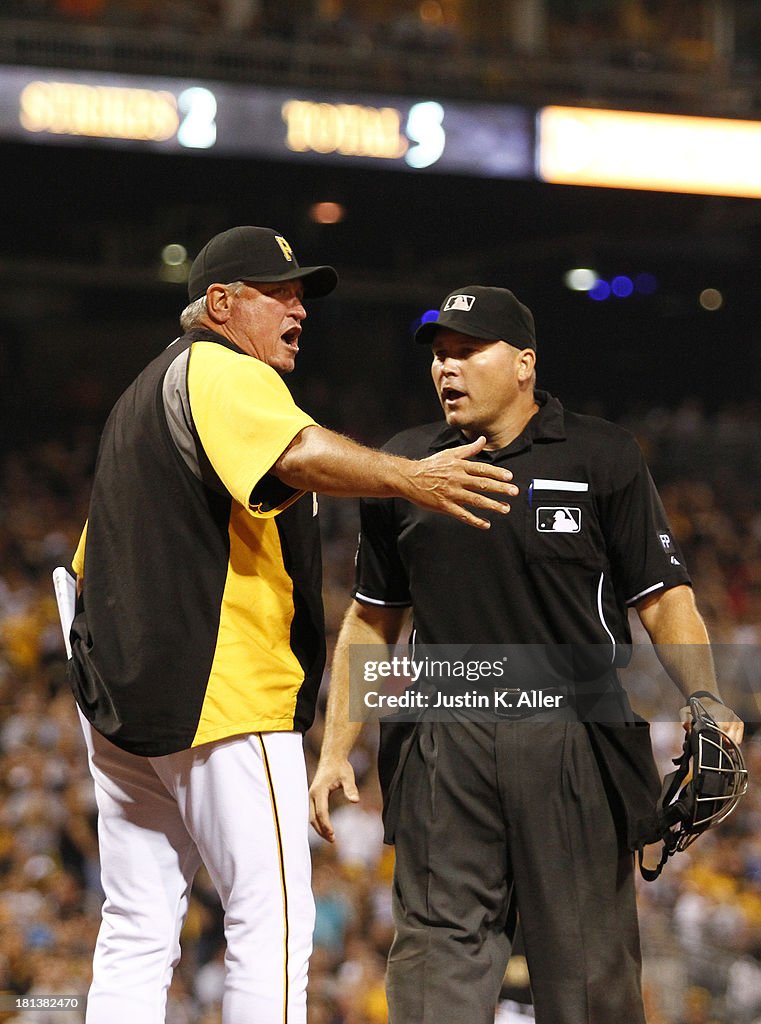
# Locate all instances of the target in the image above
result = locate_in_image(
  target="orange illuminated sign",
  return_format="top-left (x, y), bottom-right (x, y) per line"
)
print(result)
top-left (282, 99), bottom-right (408, 160)
top-left (19, 80), bottom-right (179, 141)
top-left (539, 106), bottom-right (761, 198)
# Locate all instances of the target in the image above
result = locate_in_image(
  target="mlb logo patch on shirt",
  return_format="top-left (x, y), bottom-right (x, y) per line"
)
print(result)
top-left (536, 507), bottom-right (582, 533)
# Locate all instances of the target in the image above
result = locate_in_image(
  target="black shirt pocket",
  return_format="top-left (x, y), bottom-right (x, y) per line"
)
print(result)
top-left (524, 490), bottom-right (600, 565)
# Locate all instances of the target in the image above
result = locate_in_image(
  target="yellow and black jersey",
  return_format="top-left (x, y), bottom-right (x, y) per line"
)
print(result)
top-left (69, 327), bottom-right (325, 756)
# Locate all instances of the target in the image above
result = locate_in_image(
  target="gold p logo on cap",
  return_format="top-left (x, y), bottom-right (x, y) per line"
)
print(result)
top-left (275, 235), bottom-right (294, 262)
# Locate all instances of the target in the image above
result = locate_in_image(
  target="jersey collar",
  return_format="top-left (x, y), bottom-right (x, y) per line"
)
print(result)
top-left (180, 326), bottom-right (242, 355)
top-left (427, 390), bottom-right (566, 457)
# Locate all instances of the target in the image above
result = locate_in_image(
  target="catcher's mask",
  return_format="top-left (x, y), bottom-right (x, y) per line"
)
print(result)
top-left (640, 697), bottom-right (748, 881)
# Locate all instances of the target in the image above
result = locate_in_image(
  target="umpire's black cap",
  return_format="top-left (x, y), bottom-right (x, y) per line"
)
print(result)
top-left (415, 285), bottom-right (536, 350)
top-left (188, 226), bottom-right (338, 302)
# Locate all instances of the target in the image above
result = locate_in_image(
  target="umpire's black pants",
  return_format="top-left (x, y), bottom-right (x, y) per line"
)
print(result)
top-left (386, 716), bottom-right (646, 1024)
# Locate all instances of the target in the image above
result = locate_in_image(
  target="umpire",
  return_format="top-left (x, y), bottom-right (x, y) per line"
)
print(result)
top-left (310, 285), bottom-right (744, 1024)
top-left (68, 239), bottom-right (516, 1024)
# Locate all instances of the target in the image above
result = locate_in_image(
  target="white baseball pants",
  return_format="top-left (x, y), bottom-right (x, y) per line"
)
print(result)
top-left (79, 712), bottom-right (314, 1024)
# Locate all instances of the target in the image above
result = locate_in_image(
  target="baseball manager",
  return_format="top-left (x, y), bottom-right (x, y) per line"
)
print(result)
top-left (67, 238), bottom-right (516, 1024)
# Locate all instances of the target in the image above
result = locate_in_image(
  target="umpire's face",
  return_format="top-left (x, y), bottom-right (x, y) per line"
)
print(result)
top-left (431, 329), bottom-right (535, 446)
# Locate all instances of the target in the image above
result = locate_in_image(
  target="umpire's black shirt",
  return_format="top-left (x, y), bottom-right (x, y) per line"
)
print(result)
top-left (354, 390), bottom-right (690, 652)
top-left (355, 390), bottom-right (691, 842)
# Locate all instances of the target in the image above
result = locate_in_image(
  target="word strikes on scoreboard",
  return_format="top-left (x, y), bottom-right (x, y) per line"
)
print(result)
top-left (7, 68), bottom-right (531, 175)
top-left (281, 98), bottom-right (446, 169)
top-left (19, 81), bottom-right (217, 148)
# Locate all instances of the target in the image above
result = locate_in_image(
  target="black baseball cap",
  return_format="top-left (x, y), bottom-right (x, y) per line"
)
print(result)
top-left (415, 285), bottom-right (536, 351)
top-left (187, 226), bottom-right (338, 302)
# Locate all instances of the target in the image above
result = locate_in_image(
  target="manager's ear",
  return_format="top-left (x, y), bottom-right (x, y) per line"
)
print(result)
top-left (204, 283), bottom-right (234, 323)
top-left (516, 347), bottom-right (536, 383)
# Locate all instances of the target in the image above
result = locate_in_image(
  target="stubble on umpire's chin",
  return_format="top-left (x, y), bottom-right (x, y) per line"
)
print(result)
top-left (443, 411), bottom-right (479, 442)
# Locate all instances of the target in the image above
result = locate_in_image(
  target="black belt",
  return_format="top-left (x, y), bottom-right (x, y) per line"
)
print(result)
top-left (492, 686), bottom-right (568, 720)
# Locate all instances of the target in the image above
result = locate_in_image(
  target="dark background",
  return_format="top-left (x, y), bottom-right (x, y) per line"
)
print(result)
top-left (2, 130), bottom-right (761, 449)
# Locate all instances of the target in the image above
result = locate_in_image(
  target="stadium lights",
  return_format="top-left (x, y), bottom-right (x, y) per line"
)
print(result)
top-left (539, 106), bottom-right (761, 198)
top-left (699, 288), bottom-right (723, 311)
top-left (611, 275), bottom-right (634, 298)
top-left (410, 308), bottom-right (440, 335)
top-left (583, 271), bottom-right (659, 302)
top-left (308, 201), bottom-right (346, 224)
top-left (565, 269), bottom-right (661, 300)
top-left (161, 243), bottom-right (187, 267)
top-left (158, 243), bottom-right (190, 283)
top-left (563, 268), bottom-right (599, 292)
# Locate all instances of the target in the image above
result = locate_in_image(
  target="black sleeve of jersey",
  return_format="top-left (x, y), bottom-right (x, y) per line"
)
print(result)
top-left (597, 440), bottom-right (691, 606)
top-left (353, 497), bottom-right (412, 608)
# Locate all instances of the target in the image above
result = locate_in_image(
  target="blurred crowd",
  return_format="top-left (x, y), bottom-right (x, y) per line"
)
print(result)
top-left (1, 395), bottom-right (760, 1024)
top-left (2, 0), bottom-right (758, 74)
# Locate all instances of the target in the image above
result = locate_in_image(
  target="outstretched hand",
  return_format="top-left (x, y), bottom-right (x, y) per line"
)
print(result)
top-left (406, 435), bottom-right (518, 529)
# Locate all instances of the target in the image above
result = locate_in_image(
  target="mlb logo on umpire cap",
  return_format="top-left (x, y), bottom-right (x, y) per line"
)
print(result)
top-left (443, 293), bottom-right (476, 311)
top-left (415, 285), bottom-right (536, 350)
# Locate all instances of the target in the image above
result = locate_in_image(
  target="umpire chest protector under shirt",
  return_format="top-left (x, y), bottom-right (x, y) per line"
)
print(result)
top-left (70, 327), bottom-right (325, 756)
top-left (355, 391), bottom-right (691, 650)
